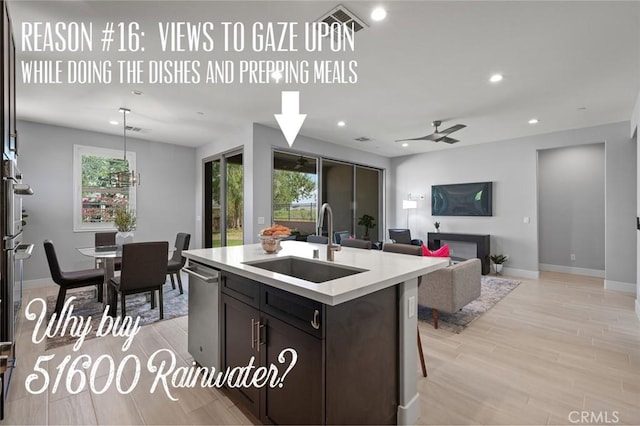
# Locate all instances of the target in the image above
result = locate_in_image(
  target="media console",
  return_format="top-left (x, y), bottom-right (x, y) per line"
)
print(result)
top-left (427, 232), bottom-right (491, 275)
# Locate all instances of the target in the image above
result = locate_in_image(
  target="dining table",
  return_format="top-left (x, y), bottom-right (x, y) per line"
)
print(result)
top-left (77, 245), bottom-right (120, 316)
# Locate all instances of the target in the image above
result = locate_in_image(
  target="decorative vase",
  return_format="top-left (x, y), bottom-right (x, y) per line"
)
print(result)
top-left (116, 231), bottom-right (134, 248)
top-left (493, 263), bottom-right (503, 275)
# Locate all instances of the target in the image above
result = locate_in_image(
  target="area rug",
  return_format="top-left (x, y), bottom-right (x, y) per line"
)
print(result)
top-left (44, 280), bottom-right (189, 350)
top-left (418, 276), bottom-right (520, 333)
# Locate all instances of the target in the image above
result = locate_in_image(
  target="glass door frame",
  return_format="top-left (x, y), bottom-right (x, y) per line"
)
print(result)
top-left (203, 148), bottom-right (243, 248)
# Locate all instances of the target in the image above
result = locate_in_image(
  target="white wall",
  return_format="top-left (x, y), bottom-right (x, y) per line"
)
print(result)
top-left (633, 90), bottom-right (640, 317)
top-left (391, 121), bottom-right (636, 283)
top-left (18, 120), bottom-right (197, 282)
top-left (538, 144), bottom-right (605, 276)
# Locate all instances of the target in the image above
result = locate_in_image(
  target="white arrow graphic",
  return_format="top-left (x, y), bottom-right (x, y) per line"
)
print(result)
top-left (274, 91), bottom-right (307, 147)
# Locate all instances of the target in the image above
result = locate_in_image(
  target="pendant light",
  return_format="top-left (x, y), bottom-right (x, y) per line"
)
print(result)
top-left (114, 107), bottom-right (139, 187)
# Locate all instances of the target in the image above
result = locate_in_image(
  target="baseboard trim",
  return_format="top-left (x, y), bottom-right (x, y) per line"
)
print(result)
top-left (397, 392), bottom-right (419, 426)
top-left (24, 278), bottom-right (54, 290)
top-left (539, 263), bottom-right (605, 278)
top-left (502, 267), bottom-right (539, 279)
top-left (604, 279), bottom-right (637, 294)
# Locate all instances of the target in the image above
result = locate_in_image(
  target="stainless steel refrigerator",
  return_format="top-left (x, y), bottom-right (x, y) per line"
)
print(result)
top-left (1, 1), bottom-right (33, 418)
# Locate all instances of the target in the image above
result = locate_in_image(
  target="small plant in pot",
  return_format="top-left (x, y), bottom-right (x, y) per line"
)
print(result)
top-left (357, 214), bottom-right (376, 240)
top-left (490, 254), bottom-right (509, 275)
top-left (434, 221), bottom-right (440, 232)
top-left (114, 206), bottom-right (136, 247)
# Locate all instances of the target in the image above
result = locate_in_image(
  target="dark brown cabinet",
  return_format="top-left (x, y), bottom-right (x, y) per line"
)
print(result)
top-left (221, 273), bottom-right (323, 424)
top-left (221, 271), bottom-right (399, 425)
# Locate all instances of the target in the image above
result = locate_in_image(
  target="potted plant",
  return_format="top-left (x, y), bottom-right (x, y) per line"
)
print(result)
top-left (357, 214), bottom-right (376, 240)
top-left (490, 254), bottom-right (509, 275)
top-left (434, 221), bottom-right (440, 232)
top-left (114, 206), bottom-right (136, 247)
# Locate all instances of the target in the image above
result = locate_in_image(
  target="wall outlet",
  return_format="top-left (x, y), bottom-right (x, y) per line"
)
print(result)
top-left (570, 253), bottom-right (576, 261)
top-left (258, 216), bottom-right (265, 225)
top-left (523, 216), bottom-right (530, 224)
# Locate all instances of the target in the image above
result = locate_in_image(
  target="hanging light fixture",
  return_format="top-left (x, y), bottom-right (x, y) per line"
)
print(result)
top-left (113, 107), bottom-right (139, 187)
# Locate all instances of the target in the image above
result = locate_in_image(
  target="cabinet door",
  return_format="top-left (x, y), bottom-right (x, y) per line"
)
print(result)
top-left (260, 313), bottom-right (323, 425)
top-left (221, 294), bottom-right (260, 418)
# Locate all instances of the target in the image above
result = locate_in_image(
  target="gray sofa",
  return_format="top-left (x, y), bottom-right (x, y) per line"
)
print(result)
top-left (418, 258), bottom-right (482, 329)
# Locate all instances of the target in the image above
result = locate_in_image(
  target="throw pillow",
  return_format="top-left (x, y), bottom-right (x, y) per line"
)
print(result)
top-left (422, 244), bottom-right (450, 257)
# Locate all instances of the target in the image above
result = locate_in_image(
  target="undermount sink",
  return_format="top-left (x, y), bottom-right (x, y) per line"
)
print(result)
top-left (244, 256), bottom-right (367, 283)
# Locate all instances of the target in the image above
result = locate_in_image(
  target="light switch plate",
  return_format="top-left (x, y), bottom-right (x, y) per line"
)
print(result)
top-left (258, 217), bottom-right (265, 225)
top-left (408, 296), bottom-right (416, 318)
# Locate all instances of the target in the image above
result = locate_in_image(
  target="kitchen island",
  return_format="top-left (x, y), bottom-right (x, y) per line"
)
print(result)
top-left (183, 241), bottom-right (448, 425)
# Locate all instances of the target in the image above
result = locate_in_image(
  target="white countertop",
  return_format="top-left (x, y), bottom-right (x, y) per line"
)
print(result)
top-left (183, 241), bottom-right (449, 305)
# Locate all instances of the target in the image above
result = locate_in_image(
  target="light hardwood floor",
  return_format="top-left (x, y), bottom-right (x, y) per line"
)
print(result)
top-left (2, 272), bottom-right (639, 425)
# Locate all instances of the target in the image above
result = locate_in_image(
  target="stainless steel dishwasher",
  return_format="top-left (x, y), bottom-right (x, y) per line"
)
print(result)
top-left (183, 260), bottom-right (220, 369)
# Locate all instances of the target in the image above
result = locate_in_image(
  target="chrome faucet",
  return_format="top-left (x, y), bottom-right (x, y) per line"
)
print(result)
top-left (318, 203), bottom-right (341, 261)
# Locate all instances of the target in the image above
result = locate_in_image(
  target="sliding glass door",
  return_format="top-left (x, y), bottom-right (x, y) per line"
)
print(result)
top-left (204, 150), bottom-right (243, 248)
top-left (272, 150), bottom-right (383, 242)
top-left (272, 151), bottom-right (318, 236)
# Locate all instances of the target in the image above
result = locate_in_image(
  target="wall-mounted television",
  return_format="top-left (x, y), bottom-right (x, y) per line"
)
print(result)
top-left (432, 182), bottom-right (493, 216)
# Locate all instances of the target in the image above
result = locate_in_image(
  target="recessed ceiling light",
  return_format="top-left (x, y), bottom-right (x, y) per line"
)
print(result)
top-left (131, 90), bottom-right (143, 96)
top-left (489, 73), bottom-right (503, 83)
top-left (528, 118), bottom-right (539, 124)
top-left (401, 143), bottom-right (409, 147)
top-left (337, 121), bottom-right (346, 127)
top-left (109, 120), bottom-right (118, 125)
top-left (271, 71), bottom-right (283, 82)
top-left (371, 7), bottom-right (387, 21)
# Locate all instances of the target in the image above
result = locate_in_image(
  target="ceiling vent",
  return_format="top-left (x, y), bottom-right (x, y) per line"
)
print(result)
top-left (318, 5), bottom-right (367, 35)
top-left (354, 136), bottom-right (371, 142)
top-left (125, 125), bottom-right (143, 132)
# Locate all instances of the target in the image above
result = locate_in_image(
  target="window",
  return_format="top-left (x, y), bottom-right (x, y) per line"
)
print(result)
top-left (73, 144), bottom-right (136, 232)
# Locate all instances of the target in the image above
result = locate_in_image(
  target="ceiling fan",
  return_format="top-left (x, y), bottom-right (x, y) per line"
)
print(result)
top-left (293, 155), bottom-right (309, 170)
top-left (396, 120), bottom-right (467, 144)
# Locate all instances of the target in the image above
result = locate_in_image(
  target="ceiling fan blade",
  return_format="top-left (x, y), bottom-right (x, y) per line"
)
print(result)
top-left (439, 136), bottom-right (459, 144)
top-left (395, 135), bottom-right (431, 142)
top-left (439, 124), bottom-right (466, 135)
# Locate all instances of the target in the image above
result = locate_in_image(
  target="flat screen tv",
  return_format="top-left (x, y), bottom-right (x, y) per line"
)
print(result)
top-left (432, 182), bottom-right (493, 216)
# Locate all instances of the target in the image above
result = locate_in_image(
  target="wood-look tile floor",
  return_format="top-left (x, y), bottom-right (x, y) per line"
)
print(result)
top-left (2, 272), bottom-right (639, 425)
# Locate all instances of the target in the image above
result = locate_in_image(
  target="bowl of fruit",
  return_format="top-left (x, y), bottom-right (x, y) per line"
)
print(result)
top-left (258, 224), bottom-right (291, 254)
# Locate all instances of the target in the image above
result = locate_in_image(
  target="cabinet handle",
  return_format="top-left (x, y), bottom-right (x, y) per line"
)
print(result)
top-left (251, 318), bottom-right (256, 349)
top-left (256, 321), bottom-right (264, 352)
top-left (311, 310), bottom-right (320, 330)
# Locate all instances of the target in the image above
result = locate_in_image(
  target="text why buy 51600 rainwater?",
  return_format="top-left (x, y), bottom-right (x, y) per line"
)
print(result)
top-left (24, 297), bottom-right (299, 399)
top-left (20, 21), bottom-right (358, 85)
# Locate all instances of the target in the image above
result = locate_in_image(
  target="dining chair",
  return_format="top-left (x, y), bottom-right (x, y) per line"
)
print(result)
top-left (306, 235), bottom-right (328, 244)
top-left (382, 242), bottom-right (427, 377)
top-left (109, 241), bottom-right (169, 320)
top-left (44, 240), bottom-right (104, 315)
top-left (94, 231), bottom-right (121, 271)
top-left (167, 233), bottom-right (191, 294)
top-left (340, 238), bottom-right (372, 249)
